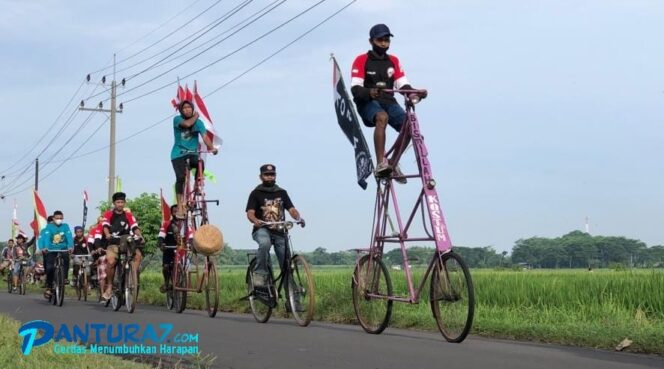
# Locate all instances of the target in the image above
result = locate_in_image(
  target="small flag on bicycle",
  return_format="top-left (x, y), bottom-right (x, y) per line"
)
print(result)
top-left (160, 188), bottom-right (171, 223)
top-left (331, 55), bottom-right (374, 190)
top-left (82, 190), bottom-right (89, 230)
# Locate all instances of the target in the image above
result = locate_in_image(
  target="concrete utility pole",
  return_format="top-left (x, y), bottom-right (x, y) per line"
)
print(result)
top-left (34, 158), bottom-right (39, 191)
top-left (79, 54), bottom-right (124, 202)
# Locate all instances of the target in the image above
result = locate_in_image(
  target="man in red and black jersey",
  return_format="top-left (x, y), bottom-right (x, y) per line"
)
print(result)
top-left (101, 192), bottom-right (144, 301)
top-left (351, 24), bottom-right (427, 178)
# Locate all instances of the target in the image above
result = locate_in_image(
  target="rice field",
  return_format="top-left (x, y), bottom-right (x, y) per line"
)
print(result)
top-left (134, 266), bottom-right (664, 354)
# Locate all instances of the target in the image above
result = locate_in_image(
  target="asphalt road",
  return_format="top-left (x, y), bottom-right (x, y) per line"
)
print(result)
top-left (0, 291), bottom-right (662, 369)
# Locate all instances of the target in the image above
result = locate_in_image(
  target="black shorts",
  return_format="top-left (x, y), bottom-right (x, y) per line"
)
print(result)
top-left (162, 247), bottom-right (175, 265)
top-left (172, 154), bottom-right (200, 178)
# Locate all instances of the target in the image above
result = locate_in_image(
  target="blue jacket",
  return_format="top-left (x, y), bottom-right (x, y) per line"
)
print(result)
top-left (39, 223), bottom-right (74, 251)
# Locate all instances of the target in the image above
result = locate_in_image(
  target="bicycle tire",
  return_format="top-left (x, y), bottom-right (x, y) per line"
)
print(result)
top-left (125, 263), bottom-right (138, 313)
top-left (55, 264), bottom-right (65, 307)
top-left (430, 251), bottom-right (475, 343)
top-left (246, 258), bottom-right (272, 323)
top-left (76, 272), bottom-right (83, 301)
top-left (288, 255), bottom-right (315, 327)
top-left (204, 260), bottom-right (219, 318)
top-left (352, 254), bottom-right (393, 334)
top-left (20, 268), bottom-right (27, 295)
top-left (83, 272), bottom-right (89, 302)
top-left (111, 262), bottom-right (124, 311)
top-left (173, 262), bottom-right (187, 313)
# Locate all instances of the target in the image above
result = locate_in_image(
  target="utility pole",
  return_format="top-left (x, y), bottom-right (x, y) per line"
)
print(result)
top-left (79, 54), bottom-right (124, 202)
top-left (35, 158), bottom-right (39, 191)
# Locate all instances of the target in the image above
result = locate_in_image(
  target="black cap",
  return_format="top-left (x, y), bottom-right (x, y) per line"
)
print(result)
top-left (260, 164), bottom-right (276, 175)
top-left (369, 24), bottom-right (393, 39)
top-left (112, 192), bottom-right (126, 202)
top-left (16, 234), bottom-right (26, 240)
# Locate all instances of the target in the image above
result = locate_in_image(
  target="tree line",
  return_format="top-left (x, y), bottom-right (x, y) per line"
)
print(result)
top-left (3, 193), bottom-right (662, 269)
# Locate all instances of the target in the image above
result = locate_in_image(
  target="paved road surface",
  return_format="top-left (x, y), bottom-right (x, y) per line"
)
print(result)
top-left (0, 292), bottom-right (661, 369)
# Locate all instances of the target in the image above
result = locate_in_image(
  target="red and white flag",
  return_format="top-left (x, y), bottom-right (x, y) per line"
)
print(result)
top-left (30, 190), bottom-right (48, 238)
top-left (83, 190), bottom-right (89, 203)
top-left (171, 80), bottom-right (223, 150)
top-left (160, 188), bottom-right (171, 223)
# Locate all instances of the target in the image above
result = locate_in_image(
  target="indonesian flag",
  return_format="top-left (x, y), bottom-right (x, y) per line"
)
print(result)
top-left (160, 188), bottom-right (171, 223)
top-left (171, 80), bottom-right (223, 150)
top-left (30, 190), bottom-right (48, 238)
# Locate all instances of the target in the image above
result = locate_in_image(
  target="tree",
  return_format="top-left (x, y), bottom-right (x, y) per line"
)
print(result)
top-left (97, 192), bottom-right (162, 256)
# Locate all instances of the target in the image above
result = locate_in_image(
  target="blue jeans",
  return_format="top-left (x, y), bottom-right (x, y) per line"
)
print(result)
top-left (252, 228), bottom-right (287, 276)
top-left (357, 100), bottom-right (406, 132)
top-left (13, 259), bottom-right (35, 277)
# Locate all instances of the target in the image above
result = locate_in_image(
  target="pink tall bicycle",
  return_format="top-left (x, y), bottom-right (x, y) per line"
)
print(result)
top-left (352, 89), bottom-right (475, 343)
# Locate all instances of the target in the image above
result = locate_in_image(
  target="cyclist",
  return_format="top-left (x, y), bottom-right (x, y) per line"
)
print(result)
top-left (12, 234), bottom-right (36, 291)
top-left (350, 24), bottom-right (427, 179)
top-left (157, 204), bottom-right (179, 293)
top-left (171, 100), bottom-right (218, 219)
top-left (39, 210), bottom-right (74, 299)
top-left (245, 164), bottom-right (305, 288)
top-left (101, 192), bottom-right (143, 301)
top-left (0, 239), bottom-right (15, 280)
top-left (71, 226), bottom-right (90, 287)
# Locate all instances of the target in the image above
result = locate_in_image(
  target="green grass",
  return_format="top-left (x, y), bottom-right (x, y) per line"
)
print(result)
top-left (0, 314), bottom-right (153, 369)
top-left (137, 266), bottom-right (664, 354)
top-left (22, 266), bottom-right (664, 354)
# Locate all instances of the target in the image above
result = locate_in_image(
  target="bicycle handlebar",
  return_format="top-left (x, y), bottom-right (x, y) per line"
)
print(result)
top-left (259, 220), bottom-right (305, 230)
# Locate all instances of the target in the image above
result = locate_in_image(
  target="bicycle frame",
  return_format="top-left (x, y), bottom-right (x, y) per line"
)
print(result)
top-left (172, 150), bottom-right (218, 294)
top-left (357, 92), bottom-right (453, 304)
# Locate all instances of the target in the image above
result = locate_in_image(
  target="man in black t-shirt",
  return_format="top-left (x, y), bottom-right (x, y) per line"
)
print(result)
top-left (245, 164), bottom-right (305, 287)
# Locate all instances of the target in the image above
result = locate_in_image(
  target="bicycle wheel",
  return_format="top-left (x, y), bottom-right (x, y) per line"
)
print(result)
top-left (430, 251), bottom-right (475, 343)
top-left (125, 264), bottom-right (138, 313)
top-left (352, 254), bottom-right (393, 334)
top-left (246, 258), bottom-right (272, 323)
top-left (20, 269), bottom-right (27, 295)
top-left (288, 255), bottom-right (315, 327)
top-left (75, 272), bottom-right (83, 301)
top-left (204, 260), bottom-right (219, 318)
top-left (82, 272), bottom-right (89, 302)
top-left (173, 263), bottom-right (187, 313)
top-left (111, 263), bottom-right (124, 311)
top-left (6, 271), bottom-right (12, 293)
top-left (166, 286), bottom-right (174, 310)
top-left (55, 265), bottom-right (65, 307)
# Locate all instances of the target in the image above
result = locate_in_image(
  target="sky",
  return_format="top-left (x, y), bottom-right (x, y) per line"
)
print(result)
top-left (0, 0), bottom-right (663, 253)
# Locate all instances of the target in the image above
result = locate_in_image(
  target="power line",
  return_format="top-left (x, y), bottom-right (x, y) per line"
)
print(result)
top-left (120, 0), bottom-right (321, 105)
top-left (0, 79), bottom-right (86, 176)
top-left (206, 0), bottom-right (357, 98)
top-left (115, 0), bottom-right (282, 79)
top-left (1, 0), bottom-right (357, 196)
top-left (89, 0), bottom-right (224, 76)
top-left (114, 0), bottom-right (256, 78)
top-left (1, 116), bottom-right (110, 197)
top-left (84, 0), bottom-right (285, 104)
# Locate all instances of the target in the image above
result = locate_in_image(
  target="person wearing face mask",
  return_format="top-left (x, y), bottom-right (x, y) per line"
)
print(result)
top-left (171, 100), bottom-right (218, 219)
top-left (39, 210), bottom-right (74, 299)
top-left (245, 164), bottom-right (305, 287)
top-left (350, 24), bottom-right (427, 180)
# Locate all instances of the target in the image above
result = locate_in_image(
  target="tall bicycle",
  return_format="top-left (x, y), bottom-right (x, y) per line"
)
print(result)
top-left (171, 149), bottom-right (220, 318)
top-left (352, 90), bottom-right (475, 343)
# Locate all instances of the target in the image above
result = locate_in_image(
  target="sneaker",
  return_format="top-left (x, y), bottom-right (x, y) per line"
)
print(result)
top-left (252, 273), bottom-right (267, 288)
top-left (12, 287), bottom-right (17, 292)
top-left (392, 165), bottom-right (407, 184)
top-left (375, 161), bottom-right (393, 177)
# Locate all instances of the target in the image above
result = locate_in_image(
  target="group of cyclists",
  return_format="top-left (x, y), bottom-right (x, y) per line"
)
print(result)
top-left (1, 23), bottom-right (427, 309)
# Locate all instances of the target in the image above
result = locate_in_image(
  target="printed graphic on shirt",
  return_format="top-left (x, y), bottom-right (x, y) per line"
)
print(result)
top-left (52, 233), bottom-right (65, 245)
top-left (261, 198), bottom-right (284, 228)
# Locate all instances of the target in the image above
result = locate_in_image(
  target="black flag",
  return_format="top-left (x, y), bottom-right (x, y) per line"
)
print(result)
top-left (332, 55), bottom-right (374, 189)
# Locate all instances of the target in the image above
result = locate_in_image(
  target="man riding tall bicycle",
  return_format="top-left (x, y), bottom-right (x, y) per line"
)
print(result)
top-left (171, 100), bottom-right (218, 219)
top-left (350, 24), bottom-right (427, 180)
